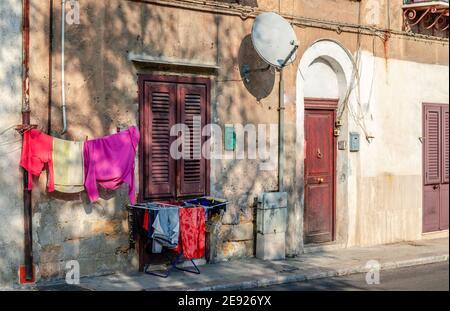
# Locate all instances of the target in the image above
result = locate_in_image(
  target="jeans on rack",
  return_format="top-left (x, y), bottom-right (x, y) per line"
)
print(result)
top-left (151, 209), bottom-right (180, 253)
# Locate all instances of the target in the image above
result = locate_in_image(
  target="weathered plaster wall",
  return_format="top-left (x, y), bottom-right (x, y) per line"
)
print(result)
top-left (350, 51), bottom-right (449, 246)
top-left (297, 39), bottom-right (448, 251)
top-left (27, 0), bottom-right (143, 281)
top-left (1, 0), bottom-right (447, 285)
top-left (0, 0), bottom-right (23, 288)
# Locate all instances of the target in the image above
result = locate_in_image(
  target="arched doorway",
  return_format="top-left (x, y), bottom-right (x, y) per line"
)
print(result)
top-left (295, 39), bottom-right (357, 248)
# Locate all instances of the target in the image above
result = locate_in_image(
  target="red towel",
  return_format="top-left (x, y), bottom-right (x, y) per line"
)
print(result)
top-left (20, 129), bottom-right (54, 192)
top-left (143, 210), bottom-right (149, 230)
top-left (176, 207), bottom-right (205, 260)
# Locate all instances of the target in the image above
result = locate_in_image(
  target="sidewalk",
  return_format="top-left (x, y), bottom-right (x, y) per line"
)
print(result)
top-left (39, 237), bottom-right (448, 291)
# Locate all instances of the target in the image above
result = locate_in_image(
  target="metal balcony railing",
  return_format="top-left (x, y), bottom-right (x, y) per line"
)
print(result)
top-left (402, 0), bottom-right (449, 37)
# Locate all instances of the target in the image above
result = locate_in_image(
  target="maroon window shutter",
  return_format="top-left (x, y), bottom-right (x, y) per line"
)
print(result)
top-left (143, 81), bottom-right (176, 199)
top-left (177, 84), bottom-right (207, 197)
top-left (442, 106), bottom-right (449, 184)
top-left (424, 105), bottom-right (441, 185)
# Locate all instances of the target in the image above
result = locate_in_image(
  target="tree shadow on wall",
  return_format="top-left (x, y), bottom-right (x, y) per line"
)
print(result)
top-left (25, 0), bottom-right (284, 282)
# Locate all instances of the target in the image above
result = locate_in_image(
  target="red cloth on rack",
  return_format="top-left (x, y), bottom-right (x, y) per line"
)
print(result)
top-left (175, 207), bottom-right (205, 260)
top-left (143, 210), bottom-right (149, 230)
top-left (20, 129), bottom-right (54, 192)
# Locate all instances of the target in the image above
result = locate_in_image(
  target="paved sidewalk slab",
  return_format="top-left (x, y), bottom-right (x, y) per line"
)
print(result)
top-left (39, 237), bottom-right (449, 291)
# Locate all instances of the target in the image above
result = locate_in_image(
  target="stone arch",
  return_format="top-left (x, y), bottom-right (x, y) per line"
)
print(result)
top-left (287, 39), bottom-right (358, 255)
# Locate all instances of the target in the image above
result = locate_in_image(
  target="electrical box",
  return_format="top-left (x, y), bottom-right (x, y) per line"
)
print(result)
top-left (224, 125), bottom-right (236, 151)
top-left (256, 192), bottom-right (287, 260)
top-left (256, 232), bottom-right (286, 260)
top-left (338, 140), bottom-right (347, 150)
top-left (256, 192), bottom-right (287, 235)
top-left (349, 132), bottom-right (360, 152)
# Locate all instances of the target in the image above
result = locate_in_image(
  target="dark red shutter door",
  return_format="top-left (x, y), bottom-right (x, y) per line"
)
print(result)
top-left (177, 84), bottom-right (207, 197)
top-left (442, 106), bottom-right (449, 184)
top-left (144, 82), bottom-right (176, 199)
top-left (441, 105), bottom-right (450, 230)
top-left (424, 106), bottom-right (441, 185)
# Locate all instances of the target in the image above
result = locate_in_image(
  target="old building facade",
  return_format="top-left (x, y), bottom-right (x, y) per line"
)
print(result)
top-left (0, 0), bottom-right (448, 287)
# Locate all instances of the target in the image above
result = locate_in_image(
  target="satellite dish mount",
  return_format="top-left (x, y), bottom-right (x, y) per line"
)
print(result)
top-left (250, 12), bottom-right (299, 192)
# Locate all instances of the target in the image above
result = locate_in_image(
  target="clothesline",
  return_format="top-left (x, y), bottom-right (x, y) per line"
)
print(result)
top-left (19, 126), bottom-right (139, 204)
top-left (127, 201), bottom-right (228, 211)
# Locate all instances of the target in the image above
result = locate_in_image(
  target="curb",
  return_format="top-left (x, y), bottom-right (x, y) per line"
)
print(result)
top-left (187, 254), bottom-right (449, 291)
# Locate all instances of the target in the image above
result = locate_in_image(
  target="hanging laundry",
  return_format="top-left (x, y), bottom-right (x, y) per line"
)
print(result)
top-left (143, 210), bottom-right (149, 231)
top-left (83, 126), bottom-right (140, 204)
top-left (20, 129), bottom-right (54, 192)
top-left (145, 208), bottom-right (157, 238)
top-left (53, 138), bottom-right (84, 193)
top-left (176, 207), bottom-right (205, 260)
top-left (151, 209), bottom-right (180, 253)
top-left (143, 201), bottom-right (184, 232)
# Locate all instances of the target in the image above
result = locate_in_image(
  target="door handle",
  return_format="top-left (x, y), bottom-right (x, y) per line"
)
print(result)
top-left (317, 148), bottom-right (323, 159)
top-left (433, 185), bottom-right (439, 190)
top-left (317, 178), bottom-right (324, 184)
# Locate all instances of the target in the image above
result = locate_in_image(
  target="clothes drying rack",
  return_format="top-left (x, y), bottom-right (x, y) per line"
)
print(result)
top-left (127, 198), bottom-right (228, 278)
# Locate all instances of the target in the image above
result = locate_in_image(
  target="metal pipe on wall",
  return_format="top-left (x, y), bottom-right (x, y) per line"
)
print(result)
top-left (278, 69), bottom-right (285, 193)
top-left (61, 0), bottom-right (67, 134)
top-left (21, 0), bottom-right (34, 281)
top-left (48, 0), bottom-right (54, 134)
top-left (277, 43), bottom-right (297, 193)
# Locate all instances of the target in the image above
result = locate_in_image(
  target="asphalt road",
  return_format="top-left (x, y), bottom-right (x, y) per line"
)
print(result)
top-left (249, 262), bottom-right (449, 291)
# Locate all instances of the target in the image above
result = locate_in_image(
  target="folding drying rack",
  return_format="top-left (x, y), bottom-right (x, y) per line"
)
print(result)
top-left (127, 197), bottom-right (228, 278)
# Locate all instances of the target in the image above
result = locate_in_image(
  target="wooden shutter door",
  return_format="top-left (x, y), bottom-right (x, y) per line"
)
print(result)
top-left (177, 84), bottom-right (207, 197)
top-left (423, 105), bottom-right (442, 232)
top-left (442, 106), bottom-right (449, 184)
top-left (440, 105), bottom-right (449, 230)
top-left (143, 82), bottom-right (176, 199)
top-left (424, 106), bottom-right (441, 185)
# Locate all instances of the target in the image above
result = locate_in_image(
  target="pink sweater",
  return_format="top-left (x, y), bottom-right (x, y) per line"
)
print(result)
top-left (83, 126), bottom-right (140, 204)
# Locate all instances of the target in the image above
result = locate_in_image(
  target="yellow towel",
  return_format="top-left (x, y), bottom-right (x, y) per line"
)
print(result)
top-left (53, 138), bottom-right (84, 193)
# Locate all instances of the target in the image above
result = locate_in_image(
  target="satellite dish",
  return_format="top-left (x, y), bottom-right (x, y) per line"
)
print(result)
top-left (251, 12), bottom-right (298, 69)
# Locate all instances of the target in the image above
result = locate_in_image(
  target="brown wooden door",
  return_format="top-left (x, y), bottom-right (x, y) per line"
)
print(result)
top-left (142, 81), bottom-right (177, 200)
top-left (304, 101), bottom-right (336, 244)
top-left (139, 75), bottom-right (210, 202)
top-left (177, 84), bottom-right (208, 197)
top-left (423, 103), bottom-right (449, 233)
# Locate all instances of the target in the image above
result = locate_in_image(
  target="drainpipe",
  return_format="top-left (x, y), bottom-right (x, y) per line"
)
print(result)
top-left (22, 0), bottom-right (33, 281)
top-left (278, 69), bottom-right (285, 193)
top-left (48, 0), bottom-right (54, 134)
top-left (60, 0), bottom-right (67, 134)
top-left (277, 43), bottom-right (298, 193)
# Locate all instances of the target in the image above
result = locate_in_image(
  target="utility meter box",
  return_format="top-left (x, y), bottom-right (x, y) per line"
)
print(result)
top-left (256, 192), bottom-right (287, 260)
top-left (349, 132), bottom-right (360, 152)
top-left (256, 192), bottom-right (287, 234)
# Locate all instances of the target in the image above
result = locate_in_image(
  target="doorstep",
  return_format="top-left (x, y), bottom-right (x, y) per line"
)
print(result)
top-left (36, 237), bottom-right (449, 291)
top-left (302, 242), bottom-right (346, 254)
top-left (422, 230), bottom-right (449, 240)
